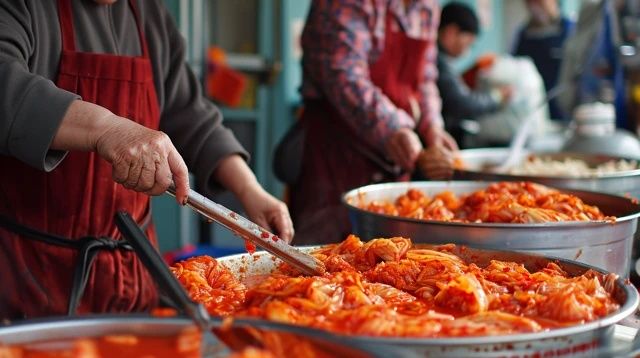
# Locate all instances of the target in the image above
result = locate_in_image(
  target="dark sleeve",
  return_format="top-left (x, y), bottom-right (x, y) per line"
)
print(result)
top-left (0, 1), bottom-right (78, 171)
top-left (512, 27), bottom-right (525, 56)
top-left (437, 55), bottom-right (500, 124)
top-left (156, 6), bottom-right (249, 197)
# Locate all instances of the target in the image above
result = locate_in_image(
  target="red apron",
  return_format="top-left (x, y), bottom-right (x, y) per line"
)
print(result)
top-left (290, 12), bottom-right (430, 245)
top-left (0, 0), bottom-right (160, 319)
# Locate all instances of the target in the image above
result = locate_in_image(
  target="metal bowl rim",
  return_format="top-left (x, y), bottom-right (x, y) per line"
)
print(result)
top-left (0, 315), bottom-right (365, 348)
top-left (342, 180), bottom-right (640, 227)
top-left (455, 148), bottom-right (640, 180)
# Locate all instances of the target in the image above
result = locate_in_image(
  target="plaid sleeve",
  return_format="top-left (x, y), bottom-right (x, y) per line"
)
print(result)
top-left (302, 0), bottom-right (416, 149)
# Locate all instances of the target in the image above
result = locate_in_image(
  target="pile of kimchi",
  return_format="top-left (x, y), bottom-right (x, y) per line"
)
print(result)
top-left (171, 236), bottom-right (620, 338)
top-left (359, 181), bottom-right (612, 223)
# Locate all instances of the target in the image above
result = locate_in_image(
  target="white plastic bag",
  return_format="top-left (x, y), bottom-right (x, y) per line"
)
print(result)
top-left (474, 56), bottom-right (551, 144)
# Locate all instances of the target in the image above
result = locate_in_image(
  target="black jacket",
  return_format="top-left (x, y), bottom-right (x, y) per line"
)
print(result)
top-left (437, 48), bottom-right (500, 131)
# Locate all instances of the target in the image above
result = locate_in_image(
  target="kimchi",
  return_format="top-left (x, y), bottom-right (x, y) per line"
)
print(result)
top-left (172, 236), bottom-right (620, 338)
top-left (0, 327), bottom-right (202, 358)
top-left (359, 181), bottom-right (612, 223)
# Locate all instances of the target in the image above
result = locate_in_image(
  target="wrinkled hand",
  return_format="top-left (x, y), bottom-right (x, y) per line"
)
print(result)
top-left (385, 128), bottom-right (423, 171)
top-left (417, 144), bottom-right (456, 180)
top-left (95, 115), bottom-right (189, 204)
top-left (238, 185), bottom-right (294, 243)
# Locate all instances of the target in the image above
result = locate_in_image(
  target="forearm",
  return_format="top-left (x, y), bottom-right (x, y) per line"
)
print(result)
top-left (441, 87), bottom-right (500, 120)
top-left (211, 154), bottom-right (293, 241)
top-left (212, 154), bottom-right (261, 198)
top-left (50, 100), bottom-right (117, 152)
top-left (418, 81), bottom-right (445, 143)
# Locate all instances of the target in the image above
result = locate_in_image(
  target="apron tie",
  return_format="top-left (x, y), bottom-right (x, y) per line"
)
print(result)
top-left (0, 213), bottom-right (150, 315)
top-left (68, 236), bottom-right (134, 314)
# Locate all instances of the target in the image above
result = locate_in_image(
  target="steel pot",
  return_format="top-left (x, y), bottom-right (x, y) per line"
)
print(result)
top-left (453, 148), bottom-right (640, 198)
top-left (217, 245), bottom-right (640, 357)
top-left (342, 181), bottom-right (640, 277)
top-left (0, 315), bottom-right (375, 358)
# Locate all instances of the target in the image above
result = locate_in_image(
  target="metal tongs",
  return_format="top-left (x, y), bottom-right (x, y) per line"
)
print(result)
top-left (115, 211), bottom-right (226, 358)
top-left (166, 185), bottom-right (325, 276)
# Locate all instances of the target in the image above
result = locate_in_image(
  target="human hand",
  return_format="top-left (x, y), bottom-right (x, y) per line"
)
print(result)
top-left (498, 85), bottom-right (514, 106)
top-left (237, 185), bottom-right (294, 243)
top-left (385, 128), bottom-right (423, 171)
top-left (417, 144), bottom-right (456, 180)
top-left (95, 115), bottom-right (189, 204)
top-left (423, 126), bottom-right (459, 152)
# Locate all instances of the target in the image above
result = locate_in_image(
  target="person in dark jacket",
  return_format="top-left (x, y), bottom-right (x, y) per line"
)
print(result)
top-left (437, 2), bottom-right (511, 146)
top-left (0, 0), bottom-right (293, 319)
top-left (513, 0), bottom-right (574, 120)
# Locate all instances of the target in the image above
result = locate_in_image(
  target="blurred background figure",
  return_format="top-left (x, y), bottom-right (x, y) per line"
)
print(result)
top-left (437, 2), bottom-right (513, 147)
top-left (288, 0), bottom-right (458, 245)
top-left (557, 0), bottom-right (629, 129)
top-left (513, 0), bottom-right (575, 121)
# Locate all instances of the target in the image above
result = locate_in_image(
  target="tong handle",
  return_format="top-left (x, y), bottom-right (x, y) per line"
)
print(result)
top-left (115, 211), bottom-right (211, 329)
top-left (167, 185), bottom-right (325, 276)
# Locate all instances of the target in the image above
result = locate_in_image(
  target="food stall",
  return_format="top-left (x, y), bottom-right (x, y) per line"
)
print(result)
top-left (3, 0), bottom-right (640, 357)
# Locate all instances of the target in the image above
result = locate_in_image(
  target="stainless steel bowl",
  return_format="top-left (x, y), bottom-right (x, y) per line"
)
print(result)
top-left (342, 181), bottom-right (640, 277)
top-left (454, 148), bottom-right (640, 197)
top-left (217, 245), bottom-right (640, 357)
top-left (0, 315), bottom-right (375, 357)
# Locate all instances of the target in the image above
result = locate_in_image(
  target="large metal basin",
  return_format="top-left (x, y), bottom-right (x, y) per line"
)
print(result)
top-left (455, 149), bottom-right (640, 281)
top-left (342, 181), bottom-right (640, 277)
top-left (454, 148), bottom-right (640, 198)
top-left (0, 315), bottom-right (374, 357)
top-left (6, 248), bottom-right (634, 357)
top-left (217, 245), bottom-right (640, 357)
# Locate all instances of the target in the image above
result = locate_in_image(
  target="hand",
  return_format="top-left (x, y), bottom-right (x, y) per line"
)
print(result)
top-left (498, 85), bottom-right (514, 106)
top-left (417, 144), bottom-right (456, 180)
top-left (213, 155), bottom-right (294, 243)
top-left (423, 126), bottom-right (459, 152)
top-left (95, 115), bottom-right (189, 204)
top-left (237, 185), bottom-right (294, 243)
top-left (385, 128), bottom-right (423, 171)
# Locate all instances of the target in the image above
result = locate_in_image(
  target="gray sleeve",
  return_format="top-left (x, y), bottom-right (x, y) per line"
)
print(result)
top-left (437, 56), bottom-right (500, 124)
top-left (157, 8), bottom-right (248, 197)
top-left (0, 1), bottom-right (78, 171)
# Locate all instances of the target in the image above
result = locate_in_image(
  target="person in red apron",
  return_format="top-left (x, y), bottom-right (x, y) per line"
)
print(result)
top-left (290, 0), bottom-right (458, 245)
top-left (0, 0), bottom-right (293, 319)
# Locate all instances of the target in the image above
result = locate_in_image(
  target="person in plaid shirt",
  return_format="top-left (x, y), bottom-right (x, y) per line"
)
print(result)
top-left (289, 0), bottom-right (458, 244)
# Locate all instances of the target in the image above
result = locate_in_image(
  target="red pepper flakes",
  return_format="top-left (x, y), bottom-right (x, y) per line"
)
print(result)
top-left (260, 231), bottom-right (270, 239)
top-left (245, 240), bottom-right (256, 255)
top-left (272, 235), bottom-right (279, 242)
top-left (150, 307), bottom-right (178, 317)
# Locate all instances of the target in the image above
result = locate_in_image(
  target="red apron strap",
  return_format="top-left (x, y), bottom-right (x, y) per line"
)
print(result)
top-left (57, 0), bottom-right (76, 52)
top-left (128, 0), bottom-right (150, 58)
top-left (384, 6), bottom-right (404, 34)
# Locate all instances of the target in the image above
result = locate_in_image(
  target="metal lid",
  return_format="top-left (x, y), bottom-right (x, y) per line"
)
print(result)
top-left (563, 130), bottom-right (640, 158)
top-left (574, 102), bottom-right (615, 124)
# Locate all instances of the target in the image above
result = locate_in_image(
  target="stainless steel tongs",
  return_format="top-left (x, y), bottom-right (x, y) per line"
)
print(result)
top-left (166, 185), bottom-right (325, 276)
top-left (115, 211), bottom-right (226, 358)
